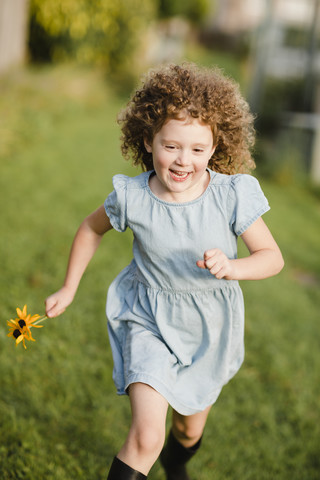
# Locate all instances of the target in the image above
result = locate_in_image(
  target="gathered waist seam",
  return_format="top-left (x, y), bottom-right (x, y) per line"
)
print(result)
top-left (133, 273), bottom-right (239, 294)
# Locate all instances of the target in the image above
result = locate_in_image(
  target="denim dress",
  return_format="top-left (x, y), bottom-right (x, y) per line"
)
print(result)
top-left (104, 169), bottom-right (270, 415)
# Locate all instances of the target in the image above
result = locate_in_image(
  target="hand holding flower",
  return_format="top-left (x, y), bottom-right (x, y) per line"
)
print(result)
top-left (45, 285), bottom-right (75, 318)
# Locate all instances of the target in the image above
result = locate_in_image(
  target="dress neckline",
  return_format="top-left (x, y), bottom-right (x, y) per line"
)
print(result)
top-left (145, 169), bottom-right (216, 207)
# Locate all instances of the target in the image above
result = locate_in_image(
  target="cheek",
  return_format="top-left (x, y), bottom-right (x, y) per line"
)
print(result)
top-left (154, 153), bottom-right (171, 169)
top-left (195, 158), bottom-right (210, 172)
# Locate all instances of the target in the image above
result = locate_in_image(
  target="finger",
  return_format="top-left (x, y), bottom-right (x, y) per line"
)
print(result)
top-left (47, 304), bottom-right (65, 318)
top-left (46, 305), bottom-right (57, 318)
top-left (196, 260), bottom-right (206, 269)
top-left (45, 297), bottom-right (60, 317)
top-left (203, 248), bottom-right (219, 261)
top-left (208, 265), bottom-right (221, 276)
top-left (213, 267), bottom-right (225, 279)
top-left (210, 262), bottom-right (231, 279)
top-left (45, 297), bottom-right (55, 313)
top-left (205, 257), bottom-right (220, 271)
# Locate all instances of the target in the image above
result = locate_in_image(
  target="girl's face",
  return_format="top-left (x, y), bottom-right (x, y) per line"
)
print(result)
top-left (145, 117), bottom-right (215, 203)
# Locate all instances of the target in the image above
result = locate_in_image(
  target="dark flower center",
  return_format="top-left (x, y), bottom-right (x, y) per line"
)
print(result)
top-left (13, 329), bottom-right (22, 339)
top-left (18, 320), bottom-right (26, 328)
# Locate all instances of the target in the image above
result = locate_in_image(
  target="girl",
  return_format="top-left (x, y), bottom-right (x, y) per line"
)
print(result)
top-left (45, 63), bottom-right (284, 480)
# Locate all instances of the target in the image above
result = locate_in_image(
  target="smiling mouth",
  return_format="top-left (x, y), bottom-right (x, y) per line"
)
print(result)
top-left (169, 170), bottom-right (191, 181)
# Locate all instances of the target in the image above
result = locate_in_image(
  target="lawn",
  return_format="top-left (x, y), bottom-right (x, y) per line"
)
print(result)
top-left (0, 65), bottom-right (319, 480)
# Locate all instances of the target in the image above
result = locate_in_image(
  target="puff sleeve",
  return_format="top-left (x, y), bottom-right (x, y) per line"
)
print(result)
top-left (104, 174), bottom-right (128, 232)
top-left (228, 174), bottom-right (270, 236)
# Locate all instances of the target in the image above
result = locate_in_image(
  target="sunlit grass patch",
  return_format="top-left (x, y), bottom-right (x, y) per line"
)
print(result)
top-left (0, 65), bottom-right (319, 480)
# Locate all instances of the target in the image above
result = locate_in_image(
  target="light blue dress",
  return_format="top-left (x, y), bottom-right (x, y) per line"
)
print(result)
top-left (104, 169), bottom-right (270, 415)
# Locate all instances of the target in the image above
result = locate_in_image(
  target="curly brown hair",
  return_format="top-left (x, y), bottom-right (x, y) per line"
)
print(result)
top-left (118, 63), bottom-right (256, 174)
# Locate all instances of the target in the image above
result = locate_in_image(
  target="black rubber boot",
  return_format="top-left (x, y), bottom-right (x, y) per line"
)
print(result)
top-left (160, 430), bottom-right (202, 480)
top-left (107, 456), bottom-right (147, 479)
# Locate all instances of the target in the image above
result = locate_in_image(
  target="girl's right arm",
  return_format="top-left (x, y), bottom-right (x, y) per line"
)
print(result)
top-left (45, 205), bottom-right (113, 318)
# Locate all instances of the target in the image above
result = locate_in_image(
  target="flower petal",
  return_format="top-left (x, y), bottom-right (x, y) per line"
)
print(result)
top-left (26, 330), bottom-right (35, 341)
top-left (16, 335), bottom-right (24, 345)
top-left (16, 304), bottom-right (27, 319)
top-left (7, 319), bottom-right (18, 327)
top-left (29, 314), bottom-right (41, 324)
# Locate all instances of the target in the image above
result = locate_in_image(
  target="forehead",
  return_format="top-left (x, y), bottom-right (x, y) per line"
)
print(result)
top-left (158, 117), bottom-right (213, 138)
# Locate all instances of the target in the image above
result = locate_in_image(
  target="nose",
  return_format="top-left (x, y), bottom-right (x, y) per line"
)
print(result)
top-left (176, 149), bottom-right (190, 166)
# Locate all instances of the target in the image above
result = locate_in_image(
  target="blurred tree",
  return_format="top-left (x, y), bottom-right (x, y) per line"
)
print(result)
top-left (158, 0), bottom-right (210, 24)
top-left (28, 0), bottom-right (157, 88)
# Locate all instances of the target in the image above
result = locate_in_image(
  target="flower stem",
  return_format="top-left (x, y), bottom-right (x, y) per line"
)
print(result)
top-left (33, 315), bottom-right (48, 326)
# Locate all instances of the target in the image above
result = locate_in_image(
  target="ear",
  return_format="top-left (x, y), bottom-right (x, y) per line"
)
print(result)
top-left (144, 139), bottom-right (152, 153)
top-left (210, 144), bottom-right (217, 157)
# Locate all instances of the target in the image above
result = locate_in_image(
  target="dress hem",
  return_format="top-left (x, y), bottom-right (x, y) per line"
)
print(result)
top-left (114, 372), bottom-right (223, 416)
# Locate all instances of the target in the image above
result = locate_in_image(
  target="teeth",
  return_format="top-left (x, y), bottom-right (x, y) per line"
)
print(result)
top-left (171, 170), bottom-right (188, 177)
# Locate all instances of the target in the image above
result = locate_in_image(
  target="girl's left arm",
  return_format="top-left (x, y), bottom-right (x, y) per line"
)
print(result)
top-left (197, 217), bottom-right (284, 280)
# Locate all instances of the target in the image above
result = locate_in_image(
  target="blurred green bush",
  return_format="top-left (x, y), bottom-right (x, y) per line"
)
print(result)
top-left (28, 0), bottom-right (210, 91)
top-left (29, 0), bottom-right (156, 87)
top-left (158, 0), bottom-right (210, 23)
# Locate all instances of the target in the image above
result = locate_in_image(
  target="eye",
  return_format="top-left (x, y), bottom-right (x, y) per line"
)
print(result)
top-left (165, 144), bottom-right (176, 150)
top-left (193, 148), bottom-right (204, 153)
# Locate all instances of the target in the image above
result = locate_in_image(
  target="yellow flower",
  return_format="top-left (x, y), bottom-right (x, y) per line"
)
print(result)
top-left (7, 304), bottom-right (45, 349)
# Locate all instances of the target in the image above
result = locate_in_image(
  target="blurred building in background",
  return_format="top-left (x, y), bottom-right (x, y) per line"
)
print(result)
top-left (0, 0), bottom-right (29, 75)
top-left (203, 0), bottom-right (320, 182)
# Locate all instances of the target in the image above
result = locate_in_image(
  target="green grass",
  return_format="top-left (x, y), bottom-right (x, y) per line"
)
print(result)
top-left (0, 65), bottom-right (319, 480)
